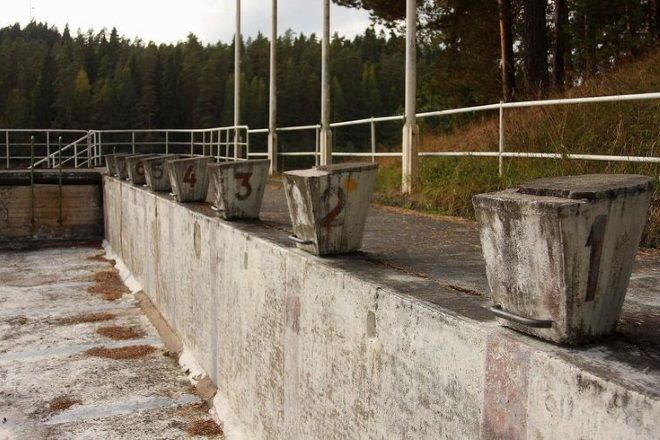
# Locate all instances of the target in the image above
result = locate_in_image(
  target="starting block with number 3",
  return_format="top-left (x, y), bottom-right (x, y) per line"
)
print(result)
top-left (166, 156), bottom-right (213, 202)
top-left (207, 159), bottom-right (270, 220)
top-left (283, 162), bottom-right (378, 256)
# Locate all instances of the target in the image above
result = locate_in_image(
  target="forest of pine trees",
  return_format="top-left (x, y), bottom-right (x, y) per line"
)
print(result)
top-left (0, 0), bottom-right (657, 131)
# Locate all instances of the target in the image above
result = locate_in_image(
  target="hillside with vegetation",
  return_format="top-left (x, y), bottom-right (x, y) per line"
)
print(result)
top-left (375, 49), bottom-right (660, 247)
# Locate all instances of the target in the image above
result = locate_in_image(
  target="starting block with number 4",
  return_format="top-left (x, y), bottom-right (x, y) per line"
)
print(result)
top-left (166, 156), bottom-right (213, 202)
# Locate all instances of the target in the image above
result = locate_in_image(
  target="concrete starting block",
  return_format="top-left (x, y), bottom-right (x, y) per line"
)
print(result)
top-left (104, 154), bottom-right (131, 177)
top-left (115, 154), bottom-right (137, 180)
top-left (126, 154), bottom-right (157, 185)
top-left (207, 159), bottom-right (270, 220)
top-left (473, 174), bottom-right (654, 345)
top-left (166, 156), bottom-right (213, 202)
top-left (143, 155), bottom-right (179, 192)
top-left (284, 162), bottom-right (378, 256)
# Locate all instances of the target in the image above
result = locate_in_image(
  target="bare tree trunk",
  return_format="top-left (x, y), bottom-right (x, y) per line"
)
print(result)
top-left (552, 0), bottom-right (568, 90)
top-left (498, 0), bottom-right (516, 101)
top-left (523, 0), bottom-right (549, 97)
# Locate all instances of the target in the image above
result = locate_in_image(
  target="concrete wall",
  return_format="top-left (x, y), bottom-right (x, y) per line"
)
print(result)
top-left (0, 171), bottom-right (103, 248)
top-left (104, 177), bottom-right (660, 440)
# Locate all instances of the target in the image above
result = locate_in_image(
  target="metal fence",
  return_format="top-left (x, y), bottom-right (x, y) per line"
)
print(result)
top-left (248, 91), bottom-right (660, 176)
top-left (2, 92), bottom-right (659, 174)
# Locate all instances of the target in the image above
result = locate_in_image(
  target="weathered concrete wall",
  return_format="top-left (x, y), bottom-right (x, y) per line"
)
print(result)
top-left (104, 176), bottom-right (660, 440)
top-left (0, 171), bottom-right (103, 249)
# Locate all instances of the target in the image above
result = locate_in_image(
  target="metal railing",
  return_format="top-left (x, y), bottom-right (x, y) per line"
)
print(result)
top-left (2, 92), bottom-right (659, 174)
top-left (247, 91), bottom-right (660, 175)
top-left (2, 129), bottom-right (89, 169)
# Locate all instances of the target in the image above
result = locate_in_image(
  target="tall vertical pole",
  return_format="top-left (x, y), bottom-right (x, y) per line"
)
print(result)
top-left (498, 101), bottom-right (505, 177)
top-left (268, 0), bottom-right (278, 174)
top-left (402, 0), bottom-right (418, 194)
top-left (234, 0), bottom-right (242, 160)
top-left (319, 0), bottom-right (332, 166)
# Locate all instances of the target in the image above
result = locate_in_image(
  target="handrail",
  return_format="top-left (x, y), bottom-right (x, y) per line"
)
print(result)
top-left (30, 133), bottom-right (91, 169)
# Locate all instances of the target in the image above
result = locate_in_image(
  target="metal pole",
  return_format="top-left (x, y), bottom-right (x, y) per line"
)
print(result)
top-left (401, 0), bottom-right (418, 194)
top-left (268, 0), bottom-right (278, 174)
top-left (74, 142), bottom-right (78, 168)
top-left (234, 0), bottom-right (242, 160)
top-left (190, 131), bottom-right (194, 156)
top-left (370, 118), bottom-right (376, 163)
top-left (30, 136), bottom-right (35, 224)
top-left (99, 132), bottom-right (103, 162)
top-left (315, 125), bottom-right (320, 167)
top-left (165, 131), bottom-right (169, 155)
top-left (58, 136), bottom-right (63, 225)
top-left (319, 0), bottom-right (332, 166)
top-left (46, 132), bottom-right (50, 168)
top-left (5, 131), bottom-right (8, 169)
top-left (132, 131), bottom-right (136, 153)
top-left (499, 101), bottom-right (505, 177)
top-left (87, 132), bottom-right (92, 168)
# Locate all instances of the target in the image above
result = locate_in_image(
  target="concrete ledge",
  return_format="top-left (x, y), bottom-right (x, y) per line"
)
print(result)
top-left (104, 176), bottom-right (660, 439)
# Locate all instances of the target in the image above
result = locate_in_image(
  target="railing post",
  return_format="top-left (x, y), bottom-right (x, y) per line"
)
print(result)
top-left (319, 0), bottom-right (332, 166)
top-left (99, 132), bottom-right (103, 163)
top-left (46, 132), bottom-right (51, 168)
top-left (5, 131), bottom-right (9, 169)
top-left (370, 117), bottom-right (376, 163)
top-left (190, 131), bottom-right (194, 156)
top-left (87, 133), bottom-right (92, 168)
top-left (402, 0), bottom-right (419, 194)
top-left (234, 0), bottom-right (243, 160)
top-left (268, 0), bottom-right (279, 174)
top-left (74, 143), bottom-right (78, 168)
top-left (58, 136), bottom-right (63, 225)
top-left (165, 131), bottom-right (169, 155)
top-left (30, 136), bottom-right (35, 224)
top-left (132, 131), bottom-right (136, 154)
top-left (315, 125), bottom-right (320, 167)
top-left (499, 101), bottom-right (505, 178)
top-left (203, 131), bottom-right (207, 156)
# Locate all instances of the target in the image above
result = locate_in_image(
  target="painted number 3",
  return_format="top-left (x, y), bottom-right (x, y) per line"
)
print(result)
top-left (235, 172), bottom-right (253, 200)
top-left (183, 165), bottom-right (197, 188)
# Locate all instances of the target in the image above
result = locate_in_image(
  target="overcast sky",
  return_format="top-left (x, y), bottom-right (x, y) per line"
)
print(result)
top-left (3, 0), bottom-right (374, 44)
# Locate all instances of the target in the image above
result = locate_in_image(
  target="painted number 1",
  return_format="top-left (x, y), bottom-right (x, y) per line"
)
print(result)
top-left (585, 215), bottom-right (607, 302)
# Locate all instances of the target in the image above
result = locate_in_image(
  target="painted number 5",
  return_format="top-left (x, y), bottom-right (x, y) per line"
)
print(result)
top-left (235, 172), bottom-right (253, 200)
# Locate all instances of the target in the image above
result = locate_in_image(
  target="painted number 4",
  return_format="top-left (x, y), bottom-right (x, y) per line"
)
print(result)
top-left (183, 165), bottom-right (197, 188)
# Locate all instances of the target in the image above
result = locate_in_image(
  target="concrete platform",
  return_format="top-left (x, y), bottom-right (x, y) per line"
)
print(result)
top-left (105, 176), bottom-right (660, 439)
top-left (0, 246), bottom-right (224, 439)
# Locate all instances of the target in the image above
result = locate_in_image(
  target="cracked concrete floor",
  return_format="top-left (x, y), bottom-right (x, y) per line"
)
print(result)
top-left (0, 246), bottom-right (223, 439)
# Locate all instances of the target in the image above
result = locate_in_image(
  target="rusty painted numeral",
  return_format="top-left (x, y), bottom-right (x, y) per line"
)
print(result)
top-left (235, 172), bottom-right (253, 200)
top-left (320, 186), bottom-right (346, 227)
top-left (153, 163), bottom-right (163, 180)
top-left (183, 165), bottom-right (197, 188)
top-left (585, 215), bottom-right (607, 302)
top-left (136, 162), bottom-right (145, 176)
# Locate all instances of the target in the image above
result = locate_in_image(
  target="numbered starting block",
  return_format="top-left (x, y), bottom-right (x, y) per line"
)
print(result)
top-left (284, 162), bottom-right (378, 256)
top-left (126, 154), bottom-right (157, 185)
top-left (104, 154), bottom-right (120, 176)
top-left (473, 174), bottom-right (653, 345)
top-left (207, 159), bottom-right (270, 220)
top-left (143, 155), bottom-right (180, 192)
top-left (166, 156), bottom-right (213, 202)
top-left (115, 154), bottom-right (137, 180)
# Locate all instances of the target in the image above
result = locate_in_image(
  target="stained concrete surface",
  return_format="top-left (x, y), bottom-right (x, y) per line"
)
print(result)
top-left (0, 246), bottom-right (223, 439)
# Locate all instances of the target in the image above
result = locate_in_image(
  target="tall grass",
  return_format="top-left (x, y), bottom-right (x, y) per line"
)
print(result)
top-left (375, 50), bottom-right (660, 247)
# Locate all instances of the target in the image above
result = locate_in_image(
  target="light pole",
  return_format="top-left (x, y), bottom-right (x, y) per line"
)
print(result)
top-left (402, 0), bottom-right (418, 193)
top-left (319, 0), bottom-right (332, 166)
top-left (268, 0), bottom-right (278, 174)
top-left (234, 0), bottom-right (242, 159)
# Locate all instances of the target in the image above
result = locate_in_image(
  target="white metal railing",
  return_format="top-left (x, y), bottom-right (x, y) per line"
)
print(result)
top-left (247, 91), bottom-right (660, 175)
top-left (92, 126), bottom-right (250, 165)
top-left (2, 129), bottom-right (89, 169)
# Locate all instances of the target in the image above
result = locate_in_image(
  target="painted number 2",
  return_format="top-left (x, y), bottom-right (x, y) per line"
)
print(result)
top-left (235, 172), bottom-right (253, 200)
top-left (320, 186), bottom-right (347, 227)
top-left (585, 215), bottom-right (607, 302)
top-left (183, 165), bottom-right (197, 188)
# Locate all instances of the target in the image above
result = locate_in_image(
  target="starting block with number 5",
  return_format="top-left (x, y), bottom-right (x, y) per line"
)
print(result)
top-left (126, 154), bottom-right (157, 185)
top-left (143, 155), bottom-right (180, 192)
top-left (283, 162), bottom-right (378, 256)
top-left (207, 159), bottom-right (270, 220)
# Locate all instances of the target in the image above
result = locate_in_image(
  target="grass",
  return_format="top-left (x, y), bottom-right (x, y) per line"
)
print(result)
top-left (375, 49), bottom-right (660, 247)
